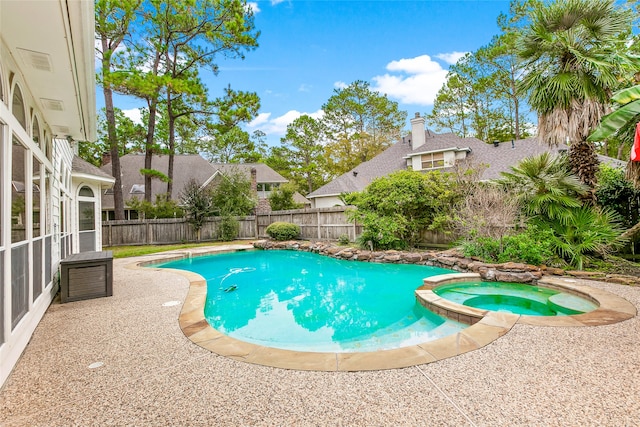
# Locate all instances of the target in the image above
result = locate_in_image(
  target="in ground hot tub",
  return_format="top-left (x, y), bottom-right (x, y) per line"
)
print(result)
top-left (433, 281), bottom-right (598, 316)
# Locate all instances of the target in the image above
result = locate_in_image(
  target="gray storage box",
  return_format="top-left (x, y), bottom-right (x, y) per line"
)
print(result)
top-left (60, 251), bottom-right (113, 303)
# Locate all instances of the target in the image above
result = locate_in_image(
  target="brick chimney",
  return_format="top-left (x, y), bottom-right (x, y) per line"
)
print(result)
top-left (250, 167), bottom-right (257, 195)
top-left (410, 112), bottom-right (426, 150)
top-left (102, 151), bottom-right (112, 166)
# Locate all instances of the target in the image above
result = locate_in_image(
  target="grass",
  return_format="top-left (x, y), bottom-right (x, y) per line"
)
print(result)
top-left (104, 240), bottom-right (252, 259)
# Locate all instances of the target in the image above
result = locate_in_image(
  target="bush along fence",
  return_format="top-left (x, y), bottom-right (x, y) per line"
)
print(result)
top-left (101, 206), bottom-right (454, 247)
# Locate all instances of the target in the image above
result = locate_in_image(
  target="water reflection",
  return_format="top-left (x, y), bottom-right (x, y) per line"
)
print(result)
top-left (159, 250), bottom-right (464, 351)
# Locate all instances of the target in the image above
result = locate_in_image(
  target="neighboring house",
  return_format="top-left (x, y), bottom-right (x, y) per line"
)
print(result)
top-left (307, 113), bottom-right (626, 208)
top-left (100, 154), bottom-right (310, 218)
top-left (1, 1), bottom-right (114, 387)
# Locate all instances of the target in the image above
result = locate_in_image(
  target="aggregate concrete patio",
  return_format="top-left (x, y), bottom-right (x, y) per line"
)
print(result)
top-left (1, 244), bottom-right (640, 426)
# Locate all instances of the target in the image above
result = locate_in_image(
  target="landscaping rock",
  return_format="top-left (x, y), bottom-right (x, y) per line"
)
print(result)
top-left (566, 270), bottom-right (606, 279)
top-left (251, 240), bottom-right (628, 286)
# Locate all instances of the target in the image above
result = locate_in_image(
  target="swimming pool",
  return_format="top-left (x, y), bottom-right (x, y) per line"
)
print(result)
top-left (155, 250), bottom-right (468, 352)
top-left (433, 281), bottom-right (598, 316)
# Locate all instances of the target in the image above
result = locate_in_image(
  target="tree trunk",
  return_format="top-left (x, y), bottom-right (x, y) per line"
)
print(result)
top-left (144, 52), bottom-right (161, 203)
top-left (167, 91), bottom-right (175, 199)
top-left (569, 139), bottom-right (599, 204)
top-left (617, 142), bottom-right (625, 160)
top-left (145, 98), bottom-right (158, 203)
top-left (101, 38), bottom-right (125, 220)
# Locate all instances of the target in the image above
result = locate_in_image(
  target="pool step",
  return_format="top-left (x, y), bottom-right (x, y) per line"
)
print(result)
top-left (547, 293), bottom-right (597, 315)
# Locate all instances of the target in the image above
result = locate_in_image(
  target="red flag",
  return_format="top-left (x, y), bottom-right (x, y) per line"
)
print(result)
top-left (632, 122), bottom-right (640, 162)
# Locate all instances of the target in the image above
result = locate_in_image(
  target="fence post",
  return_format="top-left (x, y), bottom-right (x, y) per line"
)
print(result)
top-left (146, 220), bottom-right (152, 245)
top-left (352, 218), bottom-right (356, 241)
top-left (254, 214), bottom-right (258, 238)
top-left (317, 210), bottom-right (321, 240)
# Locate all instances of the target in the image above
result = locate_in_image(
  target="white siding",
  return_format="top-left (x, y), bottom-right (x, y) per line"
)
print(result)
top-left (312, 196), bottom-right (344, 208)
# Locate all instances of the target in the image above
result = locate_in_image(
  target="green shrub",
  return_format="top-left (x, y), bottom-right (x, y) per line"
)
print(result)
top-left (461, 236), bottom-right (501, 262)
top-left (347, 170), bottom-right (459, 250)
top-left (498, 228), bottom-right (555, 265)
top-left (268, 183), bottom-right (304, 211)
top-left (219, 216), bottom-right (239, 241)
top-left (461, 226), bottom-right (555, 266)
top-left (338, 234), bottom-right (350, 245)
top-left (266, 221), bottom-right (300, 241)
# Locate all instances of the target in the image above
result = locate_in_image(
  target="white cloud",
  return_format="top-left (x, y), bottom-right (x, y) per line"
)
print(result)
top-left (333, 81), bottom-right (348, 90)
top-left (271, 0), bottom-right (286, 4)
top-left (435, 51), bottom-right (468, 65)
top-left (249, 112), bottom-right (271, 127)
top-left (246, 2), bottom-right (260, 13)
top-left (371, 55), bottom-right (448, 106)
top-left (298, 84), bottom-right (312, 92)
top-left (247, 109), bottom-right (324, 138)
top-left (386, 55), bottom-right (443, 74)
top-left (122, 108), bottom-right (143, 124)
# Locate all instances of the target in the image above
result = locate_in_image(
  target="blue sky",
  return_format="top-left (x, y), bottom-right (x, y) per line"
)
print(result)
top-left (109, 0), bottom-right (512, 146)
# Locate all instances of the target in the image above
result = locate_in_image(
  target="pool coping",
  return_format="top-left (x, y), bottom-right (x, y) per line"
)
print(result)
top-left (417, 273), bottom-right (637, 327)
top-left (133, 246), bottom-right (637, 372)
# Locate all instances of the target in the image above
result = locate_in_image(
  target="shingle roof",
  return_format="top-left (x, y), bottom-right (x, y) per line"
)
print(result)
top-left (100, 154), bottom-right (290, 210)
top-left (100, 154), bottom-right (217, 210)
top-left (307, 133), bottom-right (626, 199)
top-left (307, 141), bottom-right (415, 197)
top-left (210, 162), bottom-right (288, 183)
top-left (72, 156), bottom-right (114, 181)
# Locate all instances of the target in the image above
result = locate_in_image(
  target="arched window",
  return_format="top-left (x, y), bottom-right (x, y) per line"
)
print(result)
top-left (32, 115), bottom-right (41, 148)
top-left (78, 185), bottom-right (97, 252)
top-left (79, 186), bottom-right (94, 197)
top-left (11, 84), bottom-right (26, 129)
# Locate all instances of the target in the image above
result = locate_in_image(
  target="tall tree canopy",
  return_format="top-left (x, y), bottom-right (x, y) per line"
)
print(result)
top-left (277, 115), bottom-right (328, 195)
top-left (322, 81), bottom-right (406, 176)
top-left (95, 0), bottom-right (142, 219)
top-left (110, 0), bottom-right (260, 202)
top-left (428, 1), bottom-right (534, 142)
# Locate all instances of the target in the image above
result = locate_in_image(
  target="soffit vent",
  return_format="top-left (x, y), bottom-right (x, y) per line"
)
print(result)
top-left (54, 125), bottom-right (70, 134)
top-left (41, 98), bottom-right (65, 111)
top-left (18, 48), bottom-right (53, 72)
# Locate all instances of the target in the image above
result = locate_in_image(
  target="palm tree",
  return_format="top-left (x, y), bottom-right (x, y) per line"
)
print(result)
top-left (518, 0), bottom-right (637, 196)
top-left (496, 153), bottom-right (587, 224)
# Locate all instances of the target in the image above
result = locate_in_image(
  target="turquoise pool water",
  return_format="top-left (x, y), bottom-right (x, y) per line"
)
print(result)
top-left (434, 281), bottom-right (598, 316)
top-left (155, 250), bottom-right (467, 352)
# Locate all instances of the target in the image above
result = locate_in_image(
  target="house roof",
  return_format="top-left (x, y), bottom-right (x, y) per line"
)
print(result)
top-left (100, 154), bottom-right (218, 210)
top-left (307, 140), bottom-right (415, 197)
top-left (72, 156), bottom-right (114, 183)
top-left (100, 154), bottom-right (290, 210)
top-left (307, 133), bottom-right (627, 199)
top-left (210, 163), bottom-right (288, 183)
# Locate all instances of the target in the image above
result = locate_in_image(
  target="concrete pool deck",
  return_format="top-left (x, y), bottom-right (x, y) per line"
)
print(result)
top-left (2, 244), bottom-right (640, 425)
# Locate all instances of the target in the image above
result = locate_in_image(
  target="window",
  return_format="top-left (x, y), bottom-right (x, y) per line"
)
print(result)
top-left (32, 115), bottom-right (41, 148)
top-left (12, 137), bottom-right (27, 243)
top-left (421, 152), bottom-right (445, 170)
top-left (11, 84), bottom-right (26, 129)
top-left (44, 131), bottom-right (52, 161)
top-left (130, 184), bottom-right (145, 194)
top-left (79, 186), bottom-right (94, 197)
top-left (33, 156), bottom-right (41, 237)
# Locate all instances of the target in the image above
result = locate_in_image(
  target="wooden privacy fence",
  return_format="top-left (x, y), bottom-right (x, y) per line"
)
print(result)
top-left (101, 206), bottom-right (454, 247)
top-left (258, 207), bottom-right (362, 241)
top-left (102, 216), bottom-right (257, 246)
